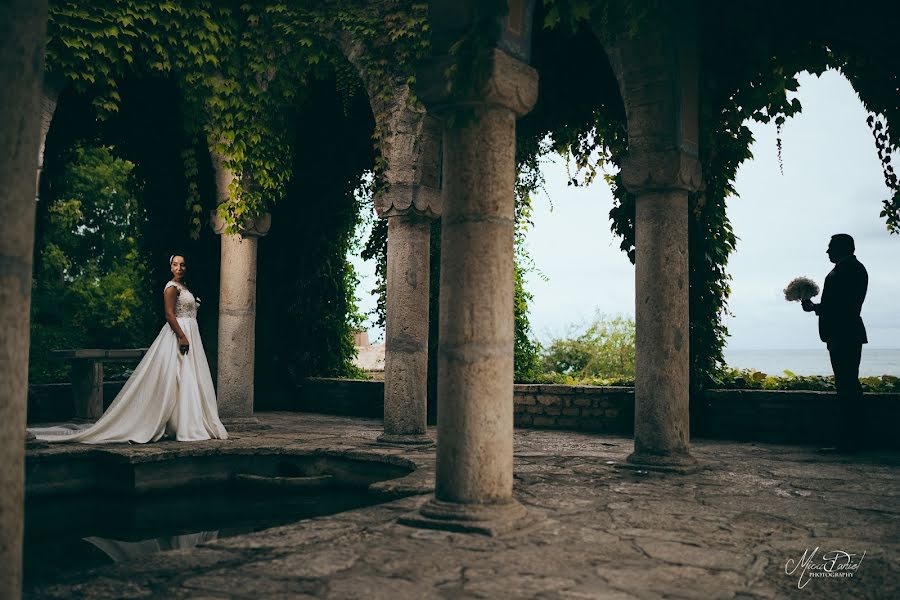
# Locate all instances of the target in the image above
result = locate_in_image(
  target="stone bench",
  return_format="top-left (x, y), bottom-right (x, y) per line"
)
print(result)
top-left (50, 349), bottom-right (147, 419)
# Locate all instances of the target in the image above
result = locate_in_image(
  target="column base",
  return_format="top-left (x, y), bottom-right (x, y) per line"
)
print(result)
top-left (376, 432), bottom-right (434, 446)
top-left (221, 416), bottom-right (271, 432)
top-left (616, 451), bottom-right (702, 474)
top-left (398, 498), bottom-right (539, 536)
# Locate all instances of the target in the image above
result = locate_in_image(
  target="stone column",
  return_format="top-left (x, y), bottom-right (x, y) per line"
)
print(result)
top-left (630, 182), bottom-right (695, 468)
top-left (1, 1), bottom-right (48, 596)
top-left (603, 1), bottom-right (702, 470)
top-left (372, 113), bottom-right (442, 445)
top-left (400, 48), bottom-right (539, 535)
top-left (340, 33), bottom-right (444, 444)
top-left (378, 211), bottom-right (435, 444)
top-left (209, 153), bottom-right (271, 428)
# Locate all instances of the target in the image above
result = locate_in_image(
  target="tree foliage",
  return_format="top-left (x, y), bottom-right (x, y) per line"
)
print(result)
top-left (540, 314), bottom-right (635, 381)
top-left (30, 145), bottom-right (152, 383)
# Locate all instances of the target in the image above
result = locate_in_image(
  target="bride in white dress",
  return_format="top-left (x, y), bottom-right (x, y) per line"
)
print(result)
top-left (30, 255), bottom-right (228, 443)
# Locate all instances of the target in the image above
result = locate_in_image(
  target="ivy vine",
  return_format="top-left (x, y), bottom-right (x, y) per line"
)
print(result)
top-left (46, 1), bottom-right (432, 237)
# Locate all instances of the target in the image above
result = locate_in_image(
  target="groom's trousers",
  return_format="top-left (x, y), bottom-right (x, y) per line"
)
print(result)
top-left (828, 341), bottom-right (863, 450)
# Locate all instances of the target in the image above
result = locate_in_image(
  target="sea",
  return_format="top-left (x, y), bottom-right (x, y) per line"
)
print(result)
top-left (723, 348), bottom-right (900, 377)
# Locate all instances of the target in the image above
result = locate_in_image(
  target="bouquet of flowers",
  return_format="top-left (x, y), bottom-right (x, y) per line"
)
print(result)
top-left (783, 276), bottom-right (820, 302)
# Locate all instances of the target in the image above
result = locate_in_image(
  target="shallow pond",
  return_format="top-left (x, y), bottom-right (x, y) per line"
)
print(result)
top-left (24, 484), bottom-right (389, 588)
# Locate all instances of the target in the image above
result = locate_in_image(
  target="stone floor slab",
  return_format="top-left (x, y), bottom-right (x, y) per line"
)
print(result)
top-left (24, 411), bottom-right (900, 600)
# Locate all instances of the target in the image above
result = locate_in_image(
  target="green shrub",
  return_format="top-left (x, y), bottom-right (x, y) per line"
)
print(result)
top-left (538, 313), bottom-right (635, 382)
top-left (712, 368), bottom-right (900, 394)
top-left (526, 371), bottom-right (634, 387)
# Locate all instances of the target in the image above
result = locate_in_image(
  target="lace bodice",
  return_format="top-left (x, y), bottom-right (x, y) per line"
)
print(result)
top-left (165, 281), bottom-right (199, 319)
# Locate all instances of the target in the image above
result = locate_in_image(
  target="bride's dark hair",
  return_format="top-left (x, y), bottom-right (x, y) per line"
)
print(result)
top-left (166, 253), bottom-right (189, 286)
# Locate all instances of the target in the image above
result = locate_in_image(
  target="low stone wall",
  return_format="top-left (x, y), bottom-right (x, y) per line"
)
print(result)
top-left (699, 389), bottom-right (900, 447)
top-left (290, 379), bottom-right (899, 449)
top-left (295, 378), bottom-right (384, 418)
top-left (513, 385), bottom-right (634, 435)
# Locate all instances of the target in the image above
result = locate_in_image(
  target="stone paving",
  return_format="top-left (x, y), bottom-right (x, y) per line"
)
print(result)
top-left (24, 412), bottom-right (900, 600)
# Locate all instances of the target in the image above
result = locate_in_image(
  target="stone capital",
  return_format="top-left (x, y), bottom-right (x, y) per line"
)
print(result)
top-left (210, 209), bottom-right (272, 238)
top-left (378, 108), bottom-right (443, 206)
top-left (620, 150), bottom-right (702, 195)
top-left (417, 48), bottom-right (538, 117)
top-left (376, 183), bottom-right (441, 220)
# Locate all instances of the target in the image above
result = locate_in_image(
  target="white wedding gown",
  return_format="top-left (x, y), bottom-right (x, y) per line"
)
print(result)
top-left (29, 281), bottom-right (228, 443)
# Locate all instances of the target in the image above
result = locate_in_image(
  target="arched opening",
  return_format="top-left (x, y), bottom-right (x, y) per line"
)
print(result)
top-left (254, 66), bottom-right (377, 409)
top-left (29, 72), bottom-right (223, 422)
top-left (725, 69), bottom-right (900, 377)
top-left (31, 64), bottom-right (380, 419)
top-left (518, 153), bottom-right (635, 371)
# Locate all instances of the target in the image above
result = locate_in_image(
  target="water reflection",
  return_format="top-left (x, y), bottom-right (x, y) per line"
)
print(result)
top-left (83, 530), bottom-right (219, 562)
top-left (25, 487), bottom-right (389, 588)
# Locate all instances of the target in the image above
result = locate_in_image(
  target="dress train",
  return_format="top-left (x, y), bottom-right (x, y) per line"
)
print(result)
top-left (29, 282), bottom-right (227, 443)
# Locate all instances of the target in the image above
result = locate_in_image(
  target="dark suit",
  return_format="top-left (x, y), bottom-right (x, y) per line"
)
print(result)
top-left (814, 255), bottom-right (868, 447)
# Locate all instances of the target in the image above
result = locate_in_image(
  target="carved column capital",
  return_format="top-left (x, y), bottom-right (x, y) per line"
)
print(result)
top-left (620, 150), bottom-right (702, 195)
top-left (208, 150), bottom-right (271, 238)
top-left (417, 48), bottom-right (538, 117)
top-left (210, 209), bottom-right (272, 238)
top-left (376, 106), bottom-right (443, 220)
top-left (376, 184), bottom-right (441, 220)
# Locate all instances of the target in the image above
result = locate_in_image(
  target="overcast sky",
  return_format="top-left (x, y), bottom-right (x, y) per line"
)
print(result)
top-left (351, 70), bottom-right (899, 353)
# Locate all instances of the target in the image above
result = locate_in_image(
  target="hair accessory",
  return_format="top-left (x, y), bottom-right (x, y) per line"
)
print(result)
top-left (169, 255), bottom-right (176, 265)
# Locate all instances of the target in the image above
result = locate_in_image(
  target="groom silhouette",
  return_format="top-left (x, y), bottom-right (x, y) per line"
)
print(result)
top-left (801, 233), bottom-right (868, 451)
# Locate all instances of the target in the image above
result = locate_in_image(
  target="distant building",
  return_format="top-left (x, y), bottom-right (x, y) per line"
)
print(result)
top-left (352, 330), bottom-right (384, 374)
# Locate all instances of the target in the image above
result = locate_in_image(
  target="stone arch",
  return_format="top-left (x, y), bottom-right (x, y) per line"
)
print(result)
top-left (36, 72), bottom-right (65, 203)
top-left (38, 73), bottom-right (217, 278)
top-left (252, 66), bottom-right (378, 408)
top-left (28, 71), bottom-right (229, 432)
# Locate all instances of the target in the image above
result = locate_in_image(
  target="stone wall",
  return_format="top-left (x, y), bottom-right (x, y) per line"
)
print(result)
top-left (512, 385), bottom-right (634, 435)
top-left (514, 385), bottom-right (900, 448)
top-left (295, 378), bottom-right (384, 418)
top-left (288, 380), bottom-right (899, 449)
top-left (699, 389), bottom-right (900, 447)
